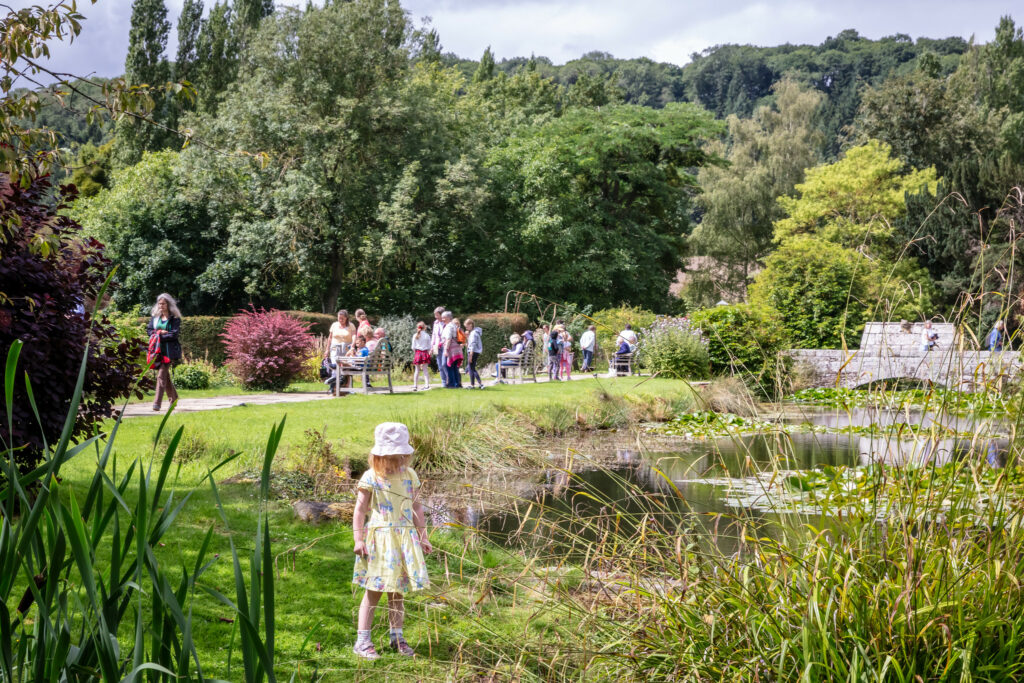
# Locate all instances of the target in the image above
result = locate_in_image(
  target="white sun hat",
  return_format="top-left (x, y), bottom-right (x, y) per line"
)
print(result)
top-left (371, 422), bottom-right (414, 456)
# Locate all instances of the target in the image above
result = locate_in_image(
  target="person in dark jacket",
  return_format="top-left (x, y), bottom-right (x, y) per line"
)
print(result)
top-left (146, 293), bottom-right (182, 411)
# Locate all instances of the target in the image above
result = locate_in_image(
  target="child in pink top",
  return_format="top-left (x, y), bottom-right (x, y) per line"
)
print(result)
top-left (559, 331), bottom-right (573, 381)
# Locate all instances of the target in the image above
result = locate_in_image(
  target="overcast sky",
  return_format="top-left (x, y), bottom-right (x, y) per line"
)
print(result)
top-left (8, 0), bottom-right (1019, 81)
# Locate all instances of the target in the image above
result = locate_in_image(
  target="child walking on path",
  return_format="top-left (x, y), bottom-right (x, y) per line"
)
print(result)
top-left (352, 423), bottom-right (433, 660)
top-left (559, 331), bottom-right (573, 381)
top-left (411, 322), bottom-right (432, 390)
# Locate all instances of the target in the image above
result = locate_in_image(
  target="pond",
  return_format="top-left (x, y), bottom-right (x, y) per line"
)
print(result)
top-left (447, 405), bottom-right (1013, 557)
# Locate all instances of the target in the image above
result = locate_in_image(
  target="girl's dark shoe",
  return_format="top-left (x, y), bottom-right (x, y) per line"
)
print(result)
top-left (390, 638), bottom-right (415, 657)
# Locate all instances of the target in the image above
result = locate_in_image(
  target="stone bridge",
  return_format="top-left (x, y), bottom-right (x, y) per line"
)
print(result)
top-left (787, 322), bottom-right (1021, 391)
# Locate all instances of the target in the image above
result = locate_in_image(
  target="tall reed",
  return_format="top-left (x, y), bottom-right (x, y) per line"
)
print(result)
top-left (489, 421), bottom-right (1024, 681)
top-left (0, 340), bottom-right (283, 682)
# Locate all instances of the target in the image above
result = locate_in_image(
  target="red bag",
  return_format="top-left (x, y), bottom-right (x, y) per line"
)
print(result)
top-left (147, 333), bottom-right (167, 368)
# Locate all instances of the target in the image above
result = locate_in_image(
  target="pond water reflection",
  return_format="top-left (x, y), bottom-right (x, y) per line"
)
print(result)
top-left (461, 406), bottom-right (1012, 556)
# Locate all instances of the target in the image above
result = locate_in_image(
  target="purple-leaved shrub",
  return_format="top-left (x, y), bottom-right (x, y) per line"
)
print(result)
top-left (221, 308), bottom-right (314, 390)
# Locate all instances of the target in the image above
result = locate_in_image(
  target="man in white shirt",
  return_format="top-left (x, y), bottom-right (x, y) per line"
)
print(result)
top-left (579, 325), bottom-right (597, 372)
top-left (617, 324), bottom-right (638, 350)
top-left (921, 320), bottom-right (938, 351)
top-left (431, 307), bottom-right (447, 387)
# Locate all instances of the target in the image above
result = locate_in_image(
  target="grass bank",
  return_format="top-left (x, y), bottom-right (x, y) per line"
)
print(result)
top-left (54, 377), bottom-right (696, 681)
top-left (85, 377), bottom-right (697, 486)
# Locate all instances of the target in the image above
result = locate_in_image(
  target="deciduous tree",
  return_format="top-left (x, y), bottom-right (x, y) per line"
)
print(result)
top-left (687, 78), bottom-right (824, 306)
top-left (773, 140), bottom-right (937, 257)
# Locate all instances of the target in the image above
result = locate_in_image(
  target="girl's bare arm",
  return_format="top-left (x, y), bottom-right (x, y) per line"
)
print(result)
top-left (412, 495), bottom-right (432, 554)
top-left (353, 488), bottom-right (370, 556)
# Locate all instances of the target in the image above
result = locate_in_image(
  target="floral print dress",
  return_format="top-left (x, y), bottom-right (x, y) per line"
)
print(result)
top-left (352, 467), bottom-right (430, 594)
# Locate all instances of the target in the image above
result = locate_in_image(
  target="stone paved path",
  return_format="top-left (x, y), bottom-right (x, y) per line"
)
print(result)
top-left (119, 370), bottom-right (636, 418)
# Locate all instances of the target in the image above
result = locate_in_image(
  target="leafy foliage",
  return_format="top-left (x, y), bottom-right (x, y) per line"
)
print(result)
top-left (480, 104), bottom-right (723, 311)
top-left (774, 140), bottom-right (938, 255)
top-left (189, 0), bottom-right (416, 313)
top-left (590, 306), bottom-right (657, 358)
top-left (177, 315), bottom-right (232, 364)
top-left (221, 307), bottom-right (315, 390)
top-left (853, 20), bottom-right (1024, 321)
top-left (680, 31), bottom-right (967, 155)
top-left (113, 0), bottom-right (174, 168)
top-left (1, 2), bottom-right (184, 184)
top-left (67, 140), bottom-right (114, 197)
top-left (689, 303), bottom-right (789, 385)
top-left (636, 317), bottom-right (710, 380)
top-left (686, 79), bottom-right (824, 306)
top-left (749, 237), bottom-right (874, 348)
top-left (377, 313), bottom-right (419, 368)
top-left (0, 340), bottom-right (283, 680)
top-left (74, 150), bottom-right (235, 313)
top-left (0, 175), bottom-right (147, 473)
top-left (172, 361), bottom-right (212, 389)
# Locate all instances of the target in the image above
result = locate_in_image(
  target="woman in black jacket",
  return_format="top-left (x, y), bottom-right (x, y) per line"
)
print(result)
top-left (146, 293), bottom-right (182, 410)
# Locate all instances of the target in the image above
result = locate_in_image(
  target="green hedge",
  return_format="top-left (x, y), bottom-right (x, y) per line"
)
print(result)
top-left (462, 313), bottom-right (529, 367)
top-left (689, 303), bottom-right (790, 393)
top-left (179, 316), bottom-right (231, 364)
top-left (138, 310), bottom-right (335, 366)
top-left (284, 311), bottom-right (334, 337)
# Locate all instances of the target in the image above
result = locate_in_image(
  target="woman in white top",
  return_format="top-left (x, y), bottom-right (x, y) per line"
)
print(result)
top-left (411, 321), bottom-right (432, 390)
top-left (465, 319), bottom-right (484, 389)
top-left (329, 309), bottom-right (356, 362)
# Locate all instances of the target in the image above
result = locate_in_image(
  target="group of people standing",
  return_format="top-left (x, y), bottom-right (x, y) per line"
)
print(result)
top-left (414, 308), bottom-right (484, 390)
top-left (536, 320), bottom-right (600, 381)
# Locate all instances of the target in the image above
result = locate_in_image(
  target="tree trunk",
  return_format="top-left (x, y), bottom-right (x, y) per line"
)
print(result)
top-left (321, 255), bottom-right (345, 313)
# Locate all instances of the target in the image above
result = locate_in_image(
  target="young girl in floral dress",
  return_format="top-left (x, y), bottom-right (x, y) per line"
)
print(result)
top-left (352, 423), bottom-right (432, 659)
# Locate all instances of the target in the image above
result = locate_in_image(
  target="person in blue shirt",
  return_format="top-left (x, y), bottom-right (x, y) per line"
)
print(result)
top-left (988, 320), bottom-right (1005, 351)
top-left (347, 335), bottom-right (371, 357)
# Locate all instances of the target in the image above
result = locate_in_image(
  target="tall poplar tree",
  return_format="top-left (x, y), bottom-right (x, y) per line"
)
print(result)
top-left (234, 0), bottom-right (274, 31)
top-left (175, 0), bottom-right (204, 85)
top-left (195, 2), bottom-right (237, 114)
top-left (473, 47), bottom-right (495, 83)
top-left (114, 0), bottom-right (172, 167)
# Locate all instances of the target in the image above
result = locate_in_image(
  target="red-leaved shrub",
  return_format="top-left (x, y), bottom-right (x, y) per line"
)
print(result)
top-left (221, 308), bottom-right (314, 390)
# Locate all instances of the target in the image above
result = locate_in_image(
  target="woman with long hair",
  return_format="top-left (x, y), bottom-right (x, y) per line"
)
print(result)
top-left (146, 293), bottom-right (182, 411)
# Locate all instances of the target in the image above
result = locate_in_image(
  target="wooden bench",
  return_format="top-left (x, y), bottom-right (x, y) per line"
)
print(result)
top-left (334, 343), bottom-right (394, 395)
top-left (612, 352), bottom-right (636, 376)
top-left (497, 340), bottom-right (537, 384)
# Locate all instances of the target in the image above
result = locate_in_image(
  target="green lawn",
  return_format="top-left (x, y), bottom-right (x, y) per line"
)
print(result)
top-left (67, 377), bottom-right (695, 680)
